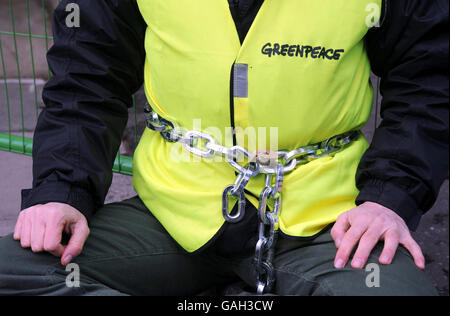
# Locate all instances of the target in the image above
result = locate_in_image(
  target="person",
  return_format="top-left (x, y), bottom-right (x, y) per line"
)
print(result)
top-left (0, 0), bottom-right (448, 296)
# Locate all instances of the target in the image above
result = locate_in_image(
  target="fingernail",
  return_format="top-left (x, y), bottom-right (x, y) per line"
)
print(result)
top-left (335, 259), bottom-right (345, 269)
top-left (379, 255), bottom-right (390, 264)
top-left (352, 258), bottom-right (364, 268)
top-left (418, 259), bottom-right (425, 270)
top-left (63, 254), bottom-right (72, 265)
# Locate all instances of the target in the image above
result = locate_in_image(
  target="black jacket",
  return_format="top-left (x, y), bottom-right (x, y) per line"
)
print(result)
top-left (22, 0), bottom-right (449, 235)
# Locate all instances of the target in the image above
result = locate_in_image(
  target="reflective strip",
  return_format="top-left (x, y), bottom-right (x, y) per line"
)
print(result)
top-left (233, 63), bottom-right (248, 98)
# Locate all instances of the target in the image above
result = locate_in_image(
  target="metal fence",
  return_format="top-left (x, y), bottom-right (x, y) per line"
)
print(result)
top-left (0, 0), bottom-right (136, 175)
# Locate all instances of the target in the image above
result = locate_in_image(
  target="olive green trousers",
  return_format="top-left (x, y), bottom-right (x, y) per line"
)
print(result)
top-left (0, 196), bottom-right (437, 296)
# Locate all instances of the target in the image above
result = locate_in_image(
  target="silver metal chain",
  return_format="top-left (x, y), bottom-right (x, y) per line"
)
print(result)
top-left (253, 165), bottom-right (283, 294)
top-left (145, 106), bottom-right (360, 294)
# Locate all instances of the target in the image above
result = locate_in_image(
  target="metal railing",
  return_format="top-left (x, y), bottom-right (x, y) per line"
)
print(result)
top-left (0, 0), bottom-right (135, 175)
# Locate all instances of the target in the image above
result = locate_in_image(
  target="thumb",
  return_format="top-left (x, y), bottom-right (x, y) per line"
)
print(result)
top-left (61, 222), bottom-right (90, 266)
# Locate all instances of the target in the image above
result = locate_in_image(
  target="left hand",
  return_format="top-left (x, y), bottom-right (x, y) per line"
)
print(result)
top-left (331, 202), bottom-right (425, 270)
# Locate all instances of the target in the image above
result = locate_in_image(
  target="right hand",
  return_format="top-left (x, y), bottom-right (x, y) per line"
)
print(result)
top-left (13, 202), bottom-right (90, 266)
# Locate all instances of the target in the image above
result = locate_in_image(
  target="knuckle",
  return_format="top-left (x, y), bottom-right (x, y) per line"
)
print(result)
top-left (348, 228), bottom-right (364, 240)
top-left (330, 226), bottom-right (339, 238)
top-left (48, 208), bottom-right (62, 219)
top-left (77, 222), bottom-right (90, 236)
top-left (17, 211), bottom-right (24, 220)
top-left (336, 212), bottom-right (347, 222)
top-left (354, 216), bottom-right (370, 228)
top-left (27, 206), bottom-right (47, 222)
top-left (374, 215), bottom-right (388, 226)
top-left (49, 212), bottom-right (65, 226)
top-left (29, 206), bottom-right (43, 217)
top-left (386, 230), bottom-right (400, 241)
top-left (34, 205), bottom-right (44, 212)
top-left (362, 231), bottom-right (378, 242)
top-left (20, 210), bottom-right (29, 220)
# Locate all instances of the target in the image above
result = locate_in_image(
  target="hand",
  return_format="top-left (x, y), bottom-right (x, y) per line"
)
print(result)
top-left (331, 202), bottom-right (425, 270)
top-left (13, 202), bottom-right (90, 266)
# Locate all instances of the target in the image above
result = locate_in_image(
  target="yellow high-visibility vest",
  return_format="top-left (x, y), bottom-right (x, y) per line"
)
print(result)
top-left (133, 0), bottom-right (381, 252)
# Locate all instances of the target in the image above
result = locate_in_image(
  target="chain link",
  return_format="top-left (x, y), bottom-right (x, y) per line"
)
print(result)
top-left (222, 162), bottom-right (259, 223)
top-left (145, 107), bottom-right (359, 173)
top-left (253, 166), bottom-right (282, 294)
top-left (145, 107), bottom-right (360, 294)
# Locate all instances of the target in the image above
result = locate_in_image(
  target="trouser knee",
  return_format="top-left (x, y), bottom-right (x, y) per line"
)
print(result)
top-left (0, 234), bottom-right (65, 295)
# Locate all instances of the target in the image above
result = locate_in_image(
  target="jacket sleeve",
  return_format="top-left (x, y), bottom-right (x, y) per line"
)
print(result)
top-left (20, 0), bottom-right (146, 221)
top-left (356, 0), bottom-right (449, 229)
